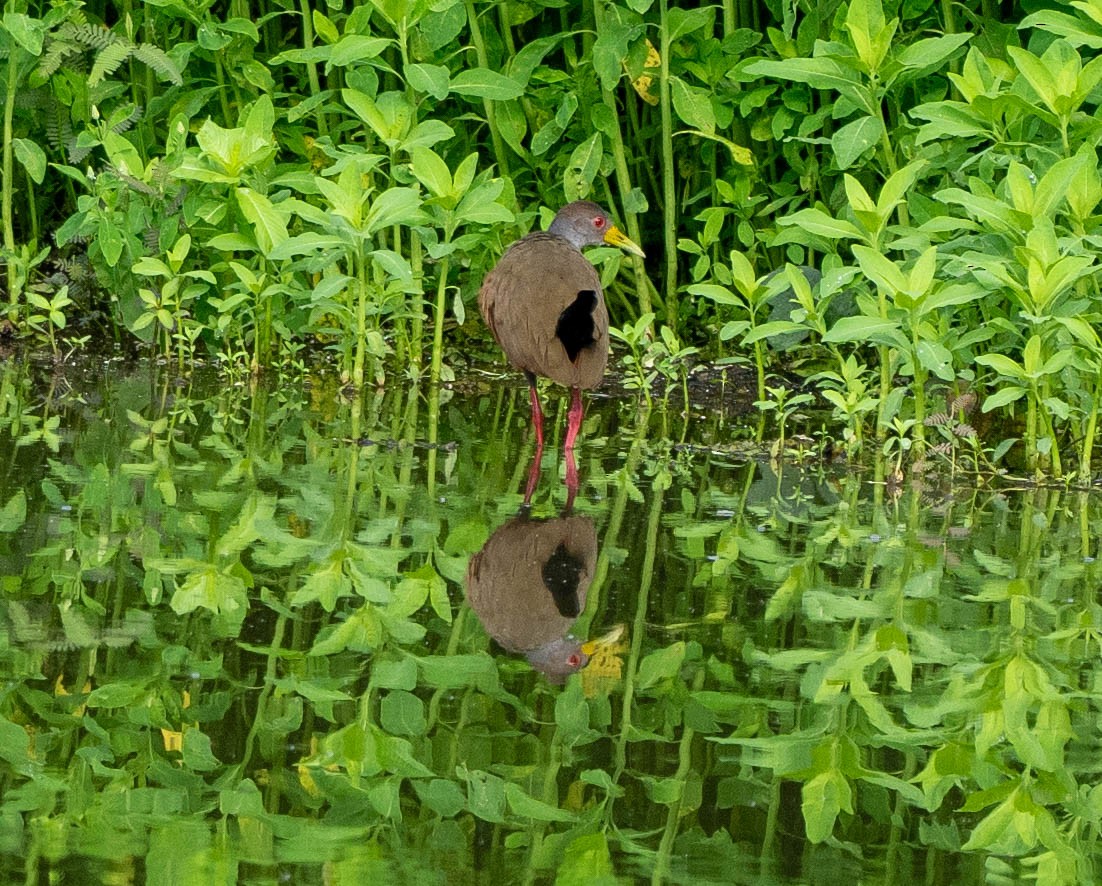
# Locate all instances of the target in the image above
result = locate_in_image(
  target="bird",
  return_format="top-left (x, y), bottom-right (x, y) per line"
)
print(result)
top-left (465, 511), bottom-right (598, 681)
top-left (478, 201), bottom-right (645, 457)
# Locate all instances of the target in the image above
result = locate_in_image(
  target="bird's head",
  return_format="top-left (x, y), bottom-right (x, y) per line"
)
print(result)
top-left (549, 201), bottom-right (646, 257)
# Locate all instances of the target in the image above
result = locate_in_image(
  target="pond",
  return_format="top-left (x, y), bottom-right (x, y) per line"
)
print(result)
top-left (1, 355), bottom-right (1099, 885)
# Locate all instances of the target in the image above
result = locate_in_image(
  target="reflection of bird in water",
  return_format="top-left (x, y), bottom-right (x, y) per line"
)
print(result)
top-left (465, 511), bottom-right (597, 681)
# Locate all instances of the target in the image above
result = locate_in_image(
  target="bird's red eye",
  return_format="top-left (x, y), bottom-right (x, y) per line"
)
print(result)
top-left (568, 653), bottom-right (581, 667)
top-left (593, 216), bottom-right (606, 229)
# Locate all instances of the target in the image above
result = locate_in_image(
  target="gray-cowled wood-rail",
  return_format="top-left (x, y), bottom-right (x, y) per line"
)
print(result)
top-left (479, 201), bottom-right (645, 457)
top-left (465, 512), bottom-right (598, 681)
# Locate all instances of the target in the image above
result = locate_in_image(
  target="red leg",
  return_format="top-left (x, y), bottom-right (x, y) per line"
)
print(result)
top-left (564, 445), bottom-right (579, 511)
top-left (524, 435), bottom-right (544, 505)
top-left (564, 387), bottom-right (584, 452)
top-left (563, 387), bottom-right (583, 509)
top-left (527, 377), bottom-right (544, 451)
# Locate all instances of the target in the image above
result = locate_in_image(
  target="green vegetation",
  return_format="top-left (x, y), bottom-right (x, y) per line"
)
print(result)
top-left (4, 0), bottom-right (1102, 878)
top-left (3, 358), bottom-right (1102, 883)
top-left (0, 0), bottom-right (1097, 477)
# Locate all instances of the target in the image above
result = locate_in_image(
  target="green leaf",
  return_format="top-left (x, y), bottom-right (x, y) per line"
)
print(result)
top-left (504, 783), bottom-right (576, 822)
top-left (171, 566), bottom-right (249, 617)
top-left (744, 57), bottom-right (863, 94)
top-left (975, 353), bottom-right (1027, 381)
top-left (823, 316), bottom-right (900, 342)
top-left (687, 283), bottom-right (741, 306)
top-left (415, 779), bottom-right (466, 817)
top-left (981, 385), bottom-right (1027, 411)
top-left (182, 729), bottom-right (221, 771)
top-left (329, 35), bottom-right (391, 67)
top-left (670, 76), bottom-right (716, 133)
top-left (86, 679), bottom-right (150, 708)
top-left (2, 12), bottom-right (45, 55)
top-left (853, 245), bottom-right (906, 293)
top-left (365, 187), bottom-right (428, 235)
top-left (802, 768), bottom-right (852, 843)
top-left (780, 208), bottom-right (865, 241)
top-left (564, 132), bottom-right (603, 201)
top-left (0, 490), bottom-right (26, 532)
top-left (417, 654), bottom-right (500, 691)
top-left (831, 115), bottom-right (882, 170)
top-left (380, 690), bottom-right (427, 736)
top-left (637, 642), bottom-right (686, 690)
top-left (894, 33), bottom-right (971, 74)
top-left (915, 339), bottom-right (955, 381)
top-left (462, 768), bottom-right (506, 823)
top-left (235, 188), bottom-right (289, 256)
top-left (1006, 47), bottom-right (1059, 114)
top-left (0, 717), bottom-right (30, 768)
top-left (409, 146), bottom-right (454, 199)
top-left (877, 159), bottom-right (927, 214)
top-left (668, 6), bottom-right (712, 40)
top-left (557, 833), bottom-right (615, 884)
top-left (12, 138), bottom-right (46, 184)
top-left (450, 69), bottom-right (524, 100)
top-left (405, 62), bottom-right (449, 99)
top-left (742, 320), bottom-right (808, 344)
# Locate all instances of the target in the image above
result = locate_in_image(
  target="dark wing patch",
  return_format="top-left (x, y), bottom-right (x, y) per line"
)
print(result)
top-left (542, 542), bottom-right (585, 618)
top-left (555, 290), bottom-right (599, 364)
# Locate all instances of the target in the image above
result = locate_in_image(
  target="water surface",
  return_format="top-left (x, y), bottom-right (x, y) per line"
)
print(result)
top-left (0, 357), bottom-right (1097, 884)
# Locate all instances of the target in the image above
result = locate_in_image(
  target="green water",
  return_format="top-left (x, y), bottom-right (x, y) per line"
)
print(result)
top-left (1, 358), bottom-right (1099, 885)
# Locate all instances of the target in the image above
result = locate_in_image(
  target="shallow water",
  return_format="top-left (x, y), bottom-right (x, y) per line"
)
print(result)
top-left (1, 356), bottom-right (1099, 884)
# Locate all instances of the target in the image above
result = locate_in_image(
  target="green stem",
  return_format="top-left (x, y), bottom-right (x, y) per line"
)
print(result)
top-left (430, 256), bottom-right (451, 386)
top-left (298, 0), bottom-right (329, 137)
top-left (3, 46), bottom-right (17, 317)
top-left (608, 464), bottom-right (665, 817)
top-left (464, 0), bottom-right (513, 182)
top-left (652, 666), bottom-right (705, 885)
top-left (657, 0), bottom-right (677, 331)
top-left (875, 287), bottom-right (891, 445)
top-left (1081, 370), bottom-right (1101, 483)
top-left (352, 253), bottom-right (369, 388)
top-left (409, 230), bottom-right (425, 374)
top-left (591, 0), bottom-right (652, 319)
top-left (911, 326), bottom-right (926, 458)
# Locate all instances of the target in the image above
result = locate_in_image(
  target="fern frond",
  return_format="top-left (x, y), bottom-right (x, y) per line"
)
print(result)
top-left (88, 42), bottom-right (133, 87)
top-left (132, 44), bottom-right (183, 86)
top-left (950, 392), bottom-right (976, 415)
top-left (67, 23), bottom-right (119, 51)
top-left (108, 103), bottom-right (144, 135)
top-left (37, 39), bottom-right (80, 79)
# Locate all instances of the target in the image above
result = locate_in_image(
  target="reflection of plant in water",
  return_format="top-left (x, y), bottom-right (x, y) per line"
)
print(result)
top-left (9, 360), bottom-right (1102, 882)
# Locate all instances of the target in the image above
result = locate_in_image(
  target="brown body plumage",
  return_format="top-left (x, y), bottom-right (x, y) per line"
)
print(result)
top-left (477, 201), bottom-right (644, 462)
top-left (466, 513), bottom-right (598, 678)
top-left (479, 229), bottom-right (610, 390)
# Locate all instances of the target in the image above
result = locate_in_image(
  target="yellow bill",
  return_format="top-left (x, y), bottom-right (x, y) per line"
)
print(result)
top-left (603, 225), bottom-right (646, 258)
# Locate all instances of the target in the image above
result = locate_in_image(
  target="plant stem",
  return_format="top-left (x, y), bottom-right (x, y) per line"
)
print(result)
top-left (352, 252), bottom-right (368, 388)
top-left (430, 256), bottom-right (451, 386)
top-left (652, 666), bottom-right (706, 884)
top-left (1081, 370), bottom-right (1100, 482)
top-left (464, 0), bottom-right (513, 183)
top-left (298, 0), bottom-right (329, 137)
top-left (591, 0), bottom-right (652, 318)
top-left (2, 46), bottom-right (18, 318)
top-left (658, 0), bottom-right (678, 331)
top-left (911, 326), bottom-right (926, 457)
